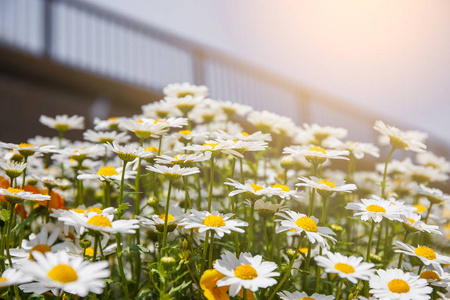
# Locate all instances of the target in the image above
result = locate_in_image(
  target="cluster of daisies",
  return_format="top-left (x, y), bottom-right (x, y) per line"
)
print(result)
top-left (0, 82), bottom-right (448, 300)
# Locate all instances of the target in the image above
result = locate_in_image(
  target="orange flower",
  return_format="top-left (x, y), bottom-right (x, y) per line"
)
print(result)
top-left (35, 189), bottom-right (65, 212)
top-left (200, 269), bottom-right (254, 300)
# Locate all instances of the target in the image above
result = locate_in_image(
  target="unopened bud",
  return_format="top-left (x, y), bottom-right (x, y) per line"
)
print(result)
top-left (161, 256), bottom-right (176, 268)
top-left (79, 239), bottom-right (92, 249)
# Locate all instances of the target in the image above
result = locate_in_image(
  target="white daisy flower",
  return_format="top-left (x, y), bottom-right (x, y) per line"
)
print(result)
top-left (10, 227), bottom-right (66, 264)
top-left (283, 145), bottom-right (349, 165)
top-left (369, 268), bottom-right (432, 300)
top-left (142, 99), bottom-right (182, 119)
top-left (314, 251), bottom-right (375, 284)
top-left (245, 199), bottom-right (287, 218)
top-left (225, 179), bottom-right (277, 199)
top-left (57, 144), bottom-right (104, 162)
top-left (416, 152), bottom-right (450, 173)
top-left (278, 290), bottom-right (335, 300)
top-left (0, 268), bottom-right (33, 287)
top-left (93, 117), bottom-right (124, 131)
top-left (270, 184), bottom-right (300, 200)
top-left (419, 268), bottom-right (450, 288)
top-left (217, 139), bottom-right (268, 154)
top-left (0, 160), bottom-right (27, 179)
top-left (146, 164), bottom-right (200, 181)
top-left (213, 251), bottom-right (279, 296)
top-left (215, 130), bottom-right (272, 142)
top-left (77, 165), bottom-right (137, 182)
top-left (345, 198), bottom-right (404, 223)
top-left (154, 153), bottom-right (208, 166)
top-left (104, 141), bottom-right (154, 162)
top-left (136, 206), bottom-right (184, 233)
top-left (32, 176), bottom-right (71, 190)
top-left (58, 211), bottom-right (139, 235)
top-left (400, 212), bottom-right (442, 235)
top-left (302, 123), bottom-right (348, 144)
top-left (405, 164), bottom-right (449, 184)
top-left (275, 211), bottom-right (336, 249)
top-left (374, 120), bottom-right (426, 152)
top-left (416, 184), bottom-right (450, 204)
top-left (0, 187), bottom-right (50, 204)
top-left (395, 241), bottom-right (450, 273)
top-left (0, 142), bottom-right (57, 157)
top-left (120, 118), bottom-right (168, 139)
top-left (296, 176), bottom-right (357, 197)
top-left (216, 100), bottom-right (253, 118)
top-left (163, 82), bottom-right (208, 99)
top-left (18, 251), bottom-right (110, 297)
top-left (164, 95), bottom-right (205, 115)
top-left (189, 105), bottom-right (227, 124)
top-left (179, 210), bottom-right (248, 238)
top-left (39, 115), bottom-right (84, 132)
top-left (83, 130), bottom-right (131, 144)
top-left (326, 138), bottom-right (380, 159)
top-left (184, 140), bottom-right (244, 158)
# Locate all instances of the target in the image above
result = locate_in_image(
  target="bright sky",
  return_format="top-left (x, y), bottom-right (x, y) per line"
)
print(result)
top-left (86, 0), bottom-right (450, 150)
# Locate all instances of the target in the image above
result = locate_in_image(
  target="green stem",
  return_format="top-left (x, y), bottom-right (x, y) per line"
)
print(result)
top-left (92, 234), bottom-right (99, 262)
top-left (381, 147), bottom-right (396, 198)
top-left (366, 219), bottom-right (376, 262)
top-left (158, 136), bottom-right (163, 156)
top-left (424, 202), bottom-right (434, 223)
top-left (321, 195), bottom-right (328, 226)
top-left (207, 158), bottom-right (215, 212)
top-left (161, 180), bottom-right (173, 256)
top-left (182, 176), bottom-right (192, 211)
top-left (116, 234), bottom-right (130, 300)
top-left (397, 231), bottom-right (409, 269)
top-left (383, 219), bottom-right (390, 265)
top-left (308, 164), bottom-right (318, 216)
top-left (208, 232), bottom-right (214, 269)
top-left (245, 200), bottom-right (256, 252)
top-left (268, 235), bottom-right (304, 300)
top-left (302, 242), bottom-right (313, 290)
top-left (118, 161), bottom-right (128, 207)
top-left (335, 279), bottom-right (344, 300)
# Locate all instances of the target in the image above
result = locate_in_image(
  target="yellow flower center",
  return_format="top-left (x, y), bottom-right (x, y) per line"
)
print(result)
top-left (272, 184), bottom-right (290, 192)
top-left (0, 277), bottom-right (7, 283)
top-left (6, 187), bottom-right (23, 194)
top-left (420, 270), bottom-right (441, 281)
top-left (145, 146), bottom-right (158, 153)
top-left (297, 248), bottom-right (309, 256)
top-left (97, 166), bottom-right (118, 177)
top-left (86, 207), bottom-right (103, 214)
top-left (241, 132), bottom-right (249, 137)
top-left (177, 91), bottom-right (195, 98)
top-left (202, 215), bottom-right (225, 227)
top-left (334, 263), bottom-right (355, 274)
top-left (300, 297), bottom-right (315, 300)
top-left (107, 117), bottom-right (118, 121)
top-left (48, 264), bottom-right (78, 283)
top-left (158, 214), bottom-right (175, 223)
top-left (407, 218), bottom-right (416, 224)
top-left (389, 136), bottom-right (408, 150)
top-left (234, 264), bottom-right (258, 280)
top-left (308, 147), bottom-right (326, 154)
top-left (317, 179), bottom-right (336, 188)
top-left (154, 120), bottom-right (167, 124)
top-left (18, 143), bottom-right (33, 148)
top-left (295, 216), bottom-right (318, 232)
top-left (366, 205), bottom-right (386, 213)
top-left (414, 246), bottom-right (437, 260)
top-left (87, 215), bottom-right (112, 228)
top-left (387, 279), bottom-right (410, 293)
top-left (85, 247), bottom-right (95, 257)
top-left (250, 184), bottom-right (264, 192)
top-left (179, 130), bottom-right (191, 136)
top-left (413, 204), bottom-right (427, 213)
top-left (203, 142), bottom-right (218, 150)
top-left (29, 244), bottom-right (51, 260)
top-left (72, 209), bottom-right (85, 214)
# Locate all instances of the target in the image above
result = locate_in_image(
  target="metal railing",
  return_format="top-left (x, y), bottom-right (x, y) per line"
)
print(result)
top-left (0, 0), bottom-right (447, 155)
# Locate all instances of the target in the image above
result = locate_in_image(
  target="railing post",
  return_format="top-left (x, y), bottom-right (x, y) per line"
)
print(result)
top-left (43, 0), bottom-right (54, 58)
top-left (192, 49), bottom-right (205, 85)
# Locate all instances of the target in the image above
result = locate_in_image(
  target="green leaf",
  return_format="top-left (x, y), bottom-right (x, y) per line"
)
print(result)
top-left (11, 214), bottom-right (36, 233)
top-left (115, 203), bottom-right (130, 217)
top-left (1, 209), bottom-right (9, 222)
top-left (130, 244), bottom-right (151, 253)
top-left (168, 281), bottom-right (191, 296)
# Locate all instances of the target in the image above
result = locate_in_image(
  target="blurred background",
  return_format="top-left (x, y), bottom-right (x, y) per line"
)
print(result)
top-left (0, 0), bottom-right (449, 156)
